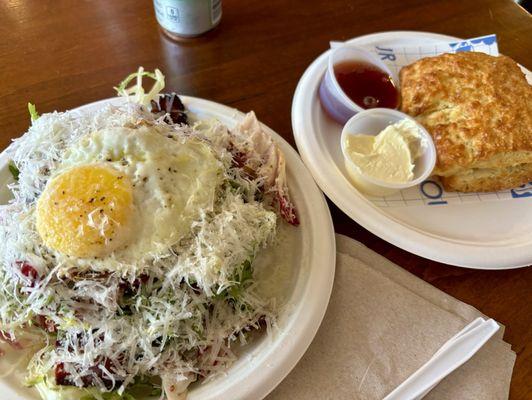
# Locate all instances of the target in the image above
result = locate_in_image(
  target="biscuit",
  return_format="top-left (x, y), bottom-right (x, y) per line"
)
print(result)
top-left (400, 52), bottom-right (532, 192)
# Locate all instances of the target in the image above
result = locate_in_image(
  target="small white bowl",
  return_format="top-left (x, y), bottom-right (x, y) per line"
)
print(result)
top-left (319, 45), bottom-right (399, 125)
top-left (340, 108), bottom-right (436, 196)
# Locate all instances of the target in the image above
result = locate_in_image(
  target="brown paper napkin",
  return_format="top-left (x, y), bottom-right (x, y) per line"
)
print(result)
top-left (267, 234), bottom-right (516, 400)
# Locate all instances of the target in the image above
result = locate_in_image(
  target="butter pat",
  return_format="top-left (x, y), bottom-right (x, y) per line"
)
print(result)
top-left (344, 119), bottom-right (423, 184)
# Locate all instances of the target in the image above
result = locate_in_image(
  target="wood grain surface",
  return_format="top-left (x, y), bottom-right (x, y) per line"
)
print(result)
top-left (0, 0), bottom-right (531, 398)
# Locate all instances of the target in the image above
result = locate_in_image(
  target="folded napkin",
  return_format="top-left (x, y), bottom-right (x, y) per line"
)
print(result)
top-left (267, 234), bottom-right (516, 400)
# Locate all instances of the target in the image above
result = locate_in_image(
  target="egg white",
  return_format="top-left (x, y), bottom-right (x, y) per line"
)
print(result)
top-left (55, 125), bottom-right (224, 260)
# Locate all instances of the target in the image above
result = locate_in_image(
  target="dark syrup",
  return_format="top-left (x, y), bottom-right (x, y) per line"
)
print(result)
top-left (334, 61), bottom-right (399, 109)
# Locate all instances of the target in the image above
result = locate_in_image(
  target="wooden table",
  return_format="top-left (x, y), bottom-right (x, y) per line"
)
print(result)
top-left (1, 0), bottom-right (531, 398)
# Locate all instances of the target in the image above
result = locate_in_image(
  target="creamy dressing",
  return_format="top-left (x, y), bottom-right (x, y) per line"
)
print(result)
top-left (253, 221), bottom-right (299, 306)
top-left (0, 334), bottom-right (44, 398)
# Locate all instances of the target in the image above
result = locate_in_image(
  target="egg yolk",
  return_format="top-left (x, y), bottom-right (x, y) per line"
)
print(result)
top-left (36, 164), bottom-right (134, 258)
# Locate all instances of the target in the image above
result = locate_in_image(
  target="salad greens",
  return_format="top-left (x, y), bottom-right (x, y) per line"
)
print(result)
top-left (114, 67), bottom-right (165, 107)
top-left (8, 161), bottom-right (20, 181)
top-left (28, 102), bottom-right (39, 122)
top-left (0, 68), bottom-right (295, 400)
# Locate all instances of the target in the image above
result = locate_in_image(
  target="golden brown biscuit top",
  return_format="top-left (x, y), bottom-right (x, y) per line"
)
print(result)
top-left (400, 52), bottom-right (532, 175)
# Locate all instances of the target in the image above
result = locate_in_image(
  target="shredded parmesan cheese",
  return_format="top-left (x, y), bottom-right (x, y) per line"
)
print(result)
top-left (0, 103), bottom-right (287, 397)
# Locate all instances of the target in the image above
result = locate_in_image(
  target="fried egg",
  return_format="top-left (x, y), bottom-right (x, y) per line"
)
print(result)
top-left (36, 126), bottom-right (224, 260)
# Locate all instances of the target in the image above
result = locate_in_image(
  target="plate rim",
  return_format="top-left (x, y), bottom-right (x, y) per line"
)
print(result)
top-left (0, 96), bottom-right (336, 400)
top-left (291, 30), bottom-right (532, 270)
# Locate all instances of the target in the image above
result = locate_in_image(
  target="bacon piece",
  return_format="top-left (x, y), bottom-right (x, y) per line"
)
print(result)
top-left (15, 261), bottom-right (40, 286)
top-left (54, 358), bottom-right (120, 389)
top-left (55, 362), bottom-right (70, 386)
top-left (36, 315), bottom-right (57, 333)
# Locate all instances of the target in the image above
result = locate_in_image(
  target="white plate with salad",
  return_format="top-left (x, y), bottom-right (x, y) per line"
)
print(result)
top-left (0, 69), bottom-right (335, 400)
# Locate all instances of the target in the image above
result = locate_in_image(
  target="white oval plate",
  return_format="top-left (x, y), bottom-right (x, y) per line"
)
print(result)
top-left (0, 97), bottom-right (336, 400)
top-left (292, 31), bottom-right (532, 269)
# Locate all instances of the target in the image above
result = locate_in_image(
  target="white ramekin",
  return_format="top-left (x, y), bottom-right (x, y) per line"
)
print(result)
top-left (340, 108), bottom-right (436, 196)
